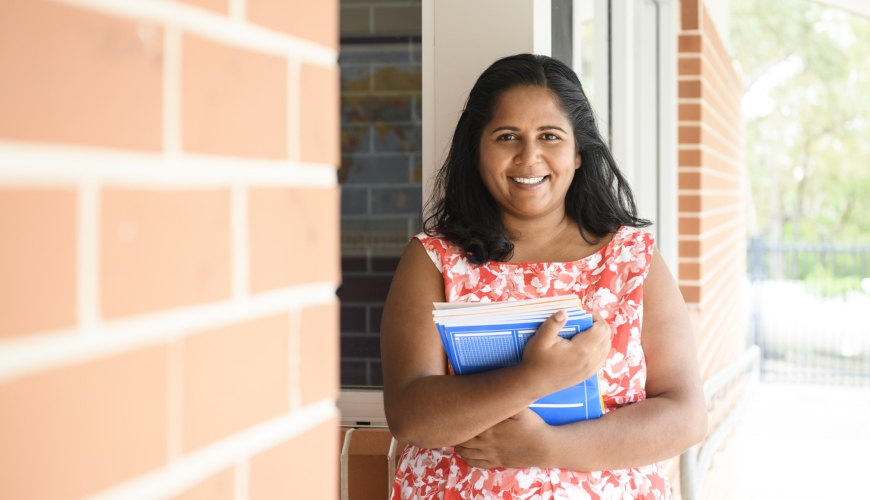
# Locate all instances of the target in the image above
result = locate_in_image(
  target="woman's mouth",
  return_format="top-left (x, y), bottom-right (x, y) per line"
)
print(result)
top-left (509, 176), bottom-right (548, 188)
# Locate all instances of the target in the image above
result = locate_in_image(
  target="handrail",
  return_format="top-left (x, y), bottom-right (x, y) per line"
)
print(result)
top-left (680, 345), bottom-right (760, 500)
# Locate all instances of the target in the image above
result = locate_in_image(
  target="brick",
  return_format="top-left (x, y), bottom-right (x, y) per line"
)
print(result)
top-left (183, 34), bottom-right (287, 158)
top-left (680, 285), bottom-right (700, 304)
top-left (679, 239), bottom-right (701, 259)
top-left (371, 257), bottom-right (401, 273)
top-left (249, 419), bottom-right (338, 500)
top-left (0, 189), bottom-right (76, 339)
top-left (678, 149), bottom-right (702, 167)
top-left (681, 0), bottom-right (700, 30)
top-left (0, 347), bottom-right (167, 499)
top-left (0, 0), bottom-right (162, 150)
top-left (301, 304), bottom-right (339, 405)
top-left (341, 335), bottom-right (380, 359)
top-left (342, 257), bottom-right (367, 272)
top-left (679, 262), bottom-right (701, 281)
top-left (679, 103), bottom-right (702, 122)
top-left (341, 360), bottom-right (368, 385)
top-left (678, 80), bottom-right (702, 99)
top-left (171, 468), bottom-right (235, 500)
top-left (183, 314), bottom-right (290, 452)
top-left (370, 361), bottom-right (384, 385)
top-left (178, 0), bottom-right (227, 14)
top-left (678, 57), bottom-right (702, 76)
top-left (678, 35), bottom-right (702, 53)
top-left (679, 216), bottom-right (700, 235)
top-left (101, 189), bottom-right (231, 319)
top-left (341, 305), bottom-right (367, 332)
top-left (679, 125), bottom-right (702, 144)
top-left (679, 195), bottom-right (701, 213)
top-left (337, 275), bottom-right (394, 302)
top-left (248, 187), bottom-right (339, 292)
top-left (679, 172), bottom-right (701, 190)
top-left (248, 0), bottom-right (338, 49)
top-left (301, 64), bottom-right (340, 165)
top-left (369, 306), bottom-right (384, 332)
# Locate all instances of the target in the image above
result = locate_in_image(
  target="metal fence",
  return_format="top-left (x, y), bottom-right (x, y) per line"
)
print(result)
top-left (747, 237), bottom-right (870, 385)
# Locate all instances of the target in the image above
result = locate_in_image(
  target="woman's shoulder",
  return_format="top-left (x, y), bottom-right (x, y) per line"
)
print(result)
top-left (603, 226), bottom-right (656, 276)
top-left (411, 232), bottom-right (464, 274)
top-left (611, 225), bottom-right (656, 250)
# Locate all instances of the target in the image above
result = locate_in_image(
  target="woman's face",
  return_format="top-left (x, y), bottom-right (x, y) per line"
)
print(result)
top-left (478, 85), bottom-right (580, 221)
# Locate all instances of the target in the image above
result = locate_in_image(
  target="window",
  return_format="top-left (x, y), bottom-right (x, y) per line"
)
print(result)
top-left (337, 2), bottom-right (423, 389)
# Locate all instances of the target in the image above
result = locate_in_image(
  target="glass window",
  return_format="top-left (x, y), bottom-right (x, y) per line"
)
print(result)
top-left (552, 0), bottom-right (596, 104)
top-left (337, 2), bottom-right (422, 388)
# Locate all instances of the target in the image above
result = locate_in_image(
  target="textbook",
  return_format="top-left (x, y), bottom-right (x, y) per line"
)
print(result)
top-left (433, 296), bottom-right (604, 426)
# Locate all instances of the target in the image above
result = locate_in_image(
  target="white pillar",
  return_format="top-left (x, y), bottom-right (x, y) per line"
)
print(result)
top-left (422, 0), bottom-right (551, 209)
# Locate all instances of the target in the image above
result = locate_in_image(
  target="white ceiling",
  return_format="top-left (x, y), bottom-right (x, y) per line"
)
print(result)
top-left (812, 0), bottom-right (870, 18)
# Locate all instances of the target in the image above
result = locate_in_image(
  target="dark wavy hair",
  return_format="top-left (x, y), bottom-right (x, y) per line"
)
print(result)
top-left (423, 53), bottom-right (650, 264)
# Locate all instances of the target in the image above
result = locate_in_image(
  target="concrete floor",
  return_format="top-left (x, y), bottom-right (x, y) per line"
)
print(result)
top-left (733, 381), bottom-right (870, 499)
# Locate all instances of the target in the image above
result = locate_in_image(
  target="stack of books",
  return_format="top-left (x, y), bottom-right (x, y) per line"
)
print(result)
top-left (433, 296), bottom-right (604, 425)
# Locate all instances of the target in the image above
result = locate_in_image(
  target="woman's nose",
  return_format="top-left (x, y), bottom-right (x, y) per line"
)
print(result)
top-left (515, 141), bottom-right (541, 166)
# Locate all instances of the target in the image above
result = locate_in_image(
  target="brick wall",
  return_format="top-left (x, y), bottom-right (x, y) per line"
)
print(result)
top-left (337, 0), bottom-right (423, 386)
top-left (676, 0), bottom-right (748, 498)
top-left (0, 0), bottom-right (340, 498)
top-left (678, 0), bottom-right (747, 382)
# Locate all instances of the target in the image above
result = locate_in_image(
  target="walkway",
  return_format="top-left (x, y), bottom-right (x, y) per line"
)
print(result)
top-left (734, 381), bottom-right (870, 499)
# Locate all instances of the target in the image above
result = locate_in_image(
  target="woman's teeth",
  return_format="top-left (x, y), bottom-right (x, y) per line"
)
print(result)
top-left (512, 176), bottom-right (545, 184)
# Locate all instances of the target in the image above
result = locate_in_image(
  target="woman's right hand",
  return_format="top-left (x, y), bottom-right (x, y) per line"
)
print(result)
top-left (520, 310), bottom-right (612, 396)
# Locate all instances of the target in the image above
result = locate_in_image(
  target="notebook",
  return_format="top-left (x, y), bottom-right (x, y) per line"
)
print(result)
top-left (433, 296), bottom-right (604, 426)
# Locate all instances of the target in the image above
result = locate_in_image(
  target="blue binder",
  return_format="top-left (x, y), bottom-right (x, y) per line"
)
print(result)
top-left (435, 310), bottom-right (604, 426)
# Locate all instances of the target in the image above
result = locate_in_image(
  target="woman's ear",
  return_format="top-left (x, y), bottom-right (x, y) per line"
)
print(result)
top-left (575, 152), bottom-right (582, 170)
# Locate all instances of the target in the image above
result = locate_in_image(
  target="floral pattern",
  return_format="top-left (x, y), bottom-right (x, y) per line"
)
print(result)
top-left (391, 226), bottom-right (670, 500)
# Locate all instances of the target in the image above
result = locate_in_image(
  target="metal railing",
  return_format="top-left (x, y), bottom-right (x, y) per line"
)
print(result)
top-left (680, 346), bottom-right (760, 500)
top-left (748, 238), bottom-right (870, 385)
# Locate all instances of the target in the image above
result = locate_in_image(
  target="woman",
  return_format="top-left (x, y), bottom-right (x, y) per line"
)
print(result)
top-left (381, 54), bottom-right (707, 500)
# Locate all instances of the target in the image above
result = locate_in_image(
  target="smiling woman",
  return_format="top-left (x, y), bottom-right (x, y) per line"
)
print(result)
top-left (380, 54), bottom-right (708, 500)
top-left (423, 54), bottom-right (647, 266)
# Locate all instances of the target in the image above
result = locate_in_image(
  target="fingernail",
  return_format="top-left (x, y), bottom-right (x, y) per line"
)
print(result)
top-left (555, 310), bottom-right (567, 321)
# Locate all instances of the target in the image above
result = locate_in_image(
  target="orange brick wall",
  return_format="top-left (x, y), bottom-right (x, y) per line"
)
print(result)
top-left (0, 0), bottom-right (340, 498)
top-left (676, 3), bottom-right (747, 498)
top-left (678, 0), bottom-right (747, 381)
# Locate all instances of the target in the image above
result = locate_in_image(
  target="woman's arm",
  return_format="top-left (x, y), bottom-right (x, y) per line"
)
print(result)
top-left (456, 247), bottom-right (708, 470)
top-left (381, 240), bottom-right (612, 448)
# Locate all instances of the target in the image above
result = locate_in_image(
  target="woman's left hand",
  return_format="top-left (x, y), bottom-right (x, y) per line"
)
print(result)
top-left (455, 408), bottom-right (554, 469)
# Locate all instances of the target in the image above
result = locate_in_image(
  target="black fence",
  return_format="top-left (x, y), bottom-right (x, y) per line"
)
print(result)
top-left (747, 237), bottom-right (870, 385)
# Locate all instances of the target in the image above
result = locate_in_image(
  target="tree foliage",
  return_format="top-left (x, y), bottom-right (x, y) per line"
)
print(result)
top-left (731, 0), bottom-right (870, 241)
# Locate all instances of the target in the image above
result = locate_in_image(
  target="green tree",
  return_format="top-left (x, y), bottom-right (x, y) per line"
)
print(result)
top-left (731, 0), bottom-right (870, 241)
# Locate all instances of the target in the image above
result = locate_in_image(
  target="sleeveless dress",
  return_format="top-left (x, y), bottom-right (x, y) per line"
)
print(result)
top-left (390, 225), bottom-right (671, 500)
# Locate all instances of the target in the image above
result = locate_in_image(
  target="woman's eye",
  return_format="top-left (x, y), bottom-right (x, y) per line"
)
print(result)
top-left (541, 133), bottom-right (559, 141)
top-left (497, 133), bottom-right (518, 141)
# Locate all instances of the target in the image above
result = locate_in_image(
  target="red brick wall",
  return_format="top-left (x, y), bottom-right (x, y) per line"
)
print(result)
top-left (678, 0), bottom-right (747, 380)
top-left (676, 1), bottom-right (747, 498)
top-left (0, 0), bottom-right (340, 498)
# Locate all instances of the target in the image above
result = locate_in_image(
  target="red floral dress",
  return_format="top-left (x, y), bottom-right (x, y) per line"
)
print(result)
top-left (390, 226), bottom-right (671, 500)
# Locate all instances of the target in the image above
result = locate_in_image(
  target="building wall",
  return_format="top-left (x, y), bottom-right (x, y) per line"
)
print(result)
top-left (0, 0), bottom-right (340, 498)
top-left (678, 0), bottom-right (747, 381)
top-left (677, 0), bottom-right (747, 498)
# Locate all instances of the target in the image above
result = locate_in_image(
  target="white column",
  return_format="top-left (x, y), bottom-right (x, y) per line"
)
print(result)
top-left (656, 0), bottom-right (680, 276)
top-left (422, 0), bottom-right (552, 208)
top-left (608, 0), bottom-right (678, 275)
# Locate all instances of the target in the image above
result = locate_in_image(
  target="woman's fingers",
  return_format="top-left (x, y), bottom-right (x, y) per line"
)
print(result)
top-left (456, 446), bottom-right (495, 469)
top-left (527, 309), bottom-right (569, 349)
